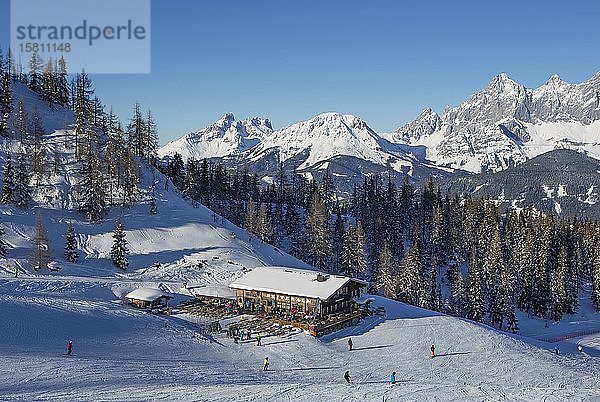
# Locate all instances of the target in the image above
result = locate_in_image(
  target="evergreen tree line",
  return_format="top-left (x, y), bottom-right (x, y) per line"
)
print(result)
top-left (0, 48), bottom-right (160, 221)
top-left (162, 159), bottom-right (600, 330)
top-left (345, 175), bottom-right (599, 330)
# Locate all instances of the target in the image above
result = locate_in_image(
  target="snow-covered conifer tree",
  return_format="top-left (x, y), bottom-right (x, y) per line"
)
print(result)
top-left (446, 263), bottom-right (465, 316)
top-left (1, 154), bottom-right (15, 204)
top-left (354, 220), bottom-right (368, 279)
top-left (340, 223), bottom-right (356, 277)
top-left (28, 52), bottom-right (43, 93)
top-left (78, 148), bottom-right (106, 222)
top-left (64, 222), bottom-right (79, 263)
top-left (304, 191), bottom-right (331, 271)
top-left (13, 153), bottom-right (30, 208)
top-left (0, 225), bottom-right (9, 257)
top-left (550, 246), bottom-right (567, 322)
top-left (149, 174), bottom-right (158, 215)
top-left (55, 56), bottom-right (69, 106)
top-left (41, 58), bottom-right (56, 107)
top-left (110, 218), bottom-right (129, 270)
top-left (30, 212), bottom-right (50, 270)
top-left (127, 102), bottom-right (145, 158)
top-left (465, 245), bottom-right (484, 322)
top-left (257, 203), bottom-right (273, 243)
top-left (144, 110), bottom-right (159, 163)
top-left (245, 198), bottom-right (257, 240)
top-left (284, 201), bottom-right (303, 259)
top-left (397, 243), bottom-right (422, 305)
top-left (593, 235), bottom-right (600, 311)
top-left (0, 71), bottom-right (12, 137)
top-left (13, 99), bottom-right (29, 145)
top-left (376, 242), bottom-right (397, 298)
top-left (31, 108), bottom-right (46, 186)
top-left (505, 304), bottom-right (519, 334)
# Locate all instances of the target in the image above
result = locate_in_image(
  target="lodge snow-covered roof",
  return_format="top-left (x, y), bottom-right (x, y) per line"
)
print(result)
top-left (228, 266), bottom-right (366, 301)
top-left (125, 288), bottom-right (172, 302)
top-left (188, 284), bottom-right (236, 300)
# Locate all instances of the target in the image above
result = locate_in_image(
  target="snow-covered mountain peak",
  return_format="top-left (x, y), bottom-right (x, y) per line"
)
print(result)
top-left (302, 112), bottom-right (367, 132)
top-left (245, 111), bottom-right (418, 172)
top-left (246, 117), bottom-right (273, 131)
top-left (391, 108), bottom-right (441, 143)
top-left (486, 72), bottom-right (523, 93)
top-left (202, 113), bottom-right (237, 139)
top-left (268, 112), bottom-right (374, 143)
top-left (545, 74), bottom-right (565, 86)
top-left (218, 112), bottom-right (235, 123)
top-left (158, 113), bottom-right (273, 160)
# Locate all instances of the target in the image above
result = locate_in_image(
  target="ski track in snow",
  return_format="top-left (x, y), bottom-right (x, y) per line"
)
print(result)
top-left (1, 281), bottom-right (599, 402)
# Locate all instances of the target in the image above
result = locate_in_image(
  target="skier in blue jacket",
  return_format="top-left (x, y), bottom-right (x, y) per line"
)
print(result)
top-left (390, 371), bottom-right (396, 384)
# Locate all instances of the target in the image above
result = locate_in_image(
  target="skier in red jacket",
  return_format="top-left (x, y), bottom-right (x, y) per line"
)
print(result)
top-left (430, 344), bottom-right (436, 358)
top-left (67, 340), bottom-right (73, 355)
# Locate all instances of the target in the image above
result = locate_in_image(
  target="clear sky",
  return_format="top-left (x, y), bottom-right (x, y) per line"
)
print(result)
top-left (1, 0), bottom-right (600, 144)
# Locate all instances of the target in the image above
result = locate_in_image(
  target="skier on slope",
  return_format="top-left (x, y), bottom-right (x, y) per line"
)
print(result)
top-left (430, 344), bottom-right (436, 358)
top-left (257, 334), bottom-right (262, 346)
top-left (263, 356), bottom-right (269, 371)
top-left (344, 370), bottom-right (351, 383)
top-left (390, 371), bottom-right (396, 384)
top-left (347, 338), bottom-right (353, 351)
top-left (67, 340), bottom-right (73, 355)
top-left (554, 345), bottom-right (560, 355)
top-left (578, 344), bottom-right (583, 353)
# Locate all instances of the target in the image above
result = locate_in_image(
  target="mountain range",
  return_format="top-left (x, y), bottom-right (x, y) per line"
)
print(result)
top-left (387, 72), bottom-right (600, 173)
top-left (158, 72), bottom-right (600, 216)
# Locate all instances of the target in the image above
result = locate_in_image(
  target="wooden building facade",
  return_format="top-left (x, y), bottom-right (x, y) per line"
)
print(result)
top-left (229, 267), bottom-right (367, 318)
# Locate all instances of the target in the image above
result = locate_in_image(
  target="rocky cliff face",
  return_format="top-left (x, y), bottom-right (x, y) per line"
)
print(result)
top-left (397, 72), bottom-right (600, 173)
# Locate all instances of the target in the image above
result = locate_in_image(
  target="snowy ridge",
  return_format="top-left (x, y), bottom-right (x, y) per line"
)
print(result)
top-left (246, 112), bottom-right (417, 172)
top-left (158, 113), bottom-right (273, 160)
top-left (442, 149), bottom-right (600, 218)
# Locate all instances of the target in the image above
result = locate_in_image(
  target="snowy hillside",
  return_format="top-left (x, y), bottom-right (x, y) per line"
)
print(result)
top-left (442, 149), bottom-right (600, 218)
top-left (158, 113), bottom-right (273, 161)
top-left (0, 83), bottom-right (308, 286)
top-left (0, 157), bottom-right (307, 283)
top-left (2, 73), bottom-right (600, 402)
top-left (9, 82), bottom-right (74, 133)
top-left (390, 72), bottom-right (600, 173)
top-left (1, 281), bottom-right (599, 401)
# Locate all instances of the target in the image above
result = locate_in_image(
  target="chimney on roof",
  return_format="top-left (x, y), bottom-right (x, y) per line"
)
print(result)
top-left (316, 273), bottom-right (328, 282)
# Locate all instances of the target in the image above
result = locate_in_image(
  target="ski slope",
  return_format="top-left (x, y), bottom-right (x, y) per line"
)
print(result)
top-left (0, 280), bottom-right (599, 401)
top-left (0, 140), bottom-right (307, 286)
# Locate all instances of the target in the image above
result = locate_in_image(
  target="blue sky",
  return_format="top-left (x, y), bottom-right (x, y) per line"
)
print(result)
top-left (1, 0), bottom-right (600, 144)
